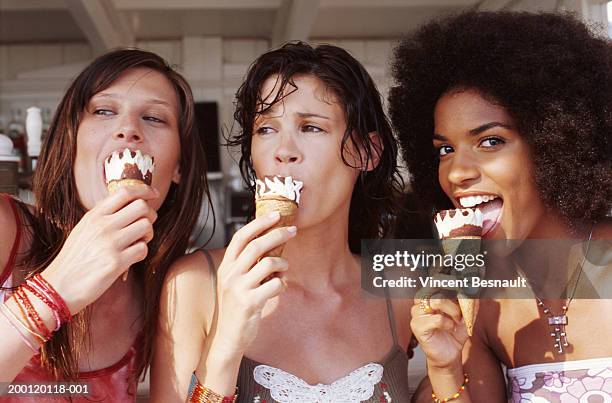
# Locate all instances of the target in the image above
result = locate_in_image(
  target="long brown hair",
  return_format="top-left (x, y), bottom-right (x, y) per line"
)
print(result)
top-left (18, 48), bottom-right (211, 380)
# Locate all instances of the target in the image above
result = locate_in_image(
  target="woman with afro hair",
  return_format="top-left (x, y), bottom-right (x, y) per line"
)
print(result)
top-left (389, 11), bottom-right (611, 402)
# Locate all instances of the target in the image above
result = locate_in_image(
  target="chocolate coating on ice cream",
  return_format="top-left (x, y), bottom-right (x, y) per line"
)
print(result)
top-left (116, 163), bottom-right (153, 185)
top-left (434, 208), bottom-right (483, 239)
top-left (447, 224), bottom-right (482, 238)
top-left (104, 148), bottom-right (154, 186)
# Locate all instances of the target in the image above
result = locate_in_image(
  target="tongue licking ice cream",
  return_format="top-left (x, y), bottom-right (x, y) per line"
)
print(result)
top-left (434, 208), bottom-right (483, 336)
top-left (104, 148), bottom-right (154, 193)
top-left (480, 197), bottom-right (503, 236)
top-left (254, 175), bottom-right (303, 258)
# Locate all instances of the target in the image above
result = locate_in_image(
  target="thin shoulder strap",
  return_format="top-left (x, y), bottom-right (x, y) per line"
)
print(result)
top-left (1, 194), bottom-right (22, 286)
top-left (383, 283), bottom-right (399, 346)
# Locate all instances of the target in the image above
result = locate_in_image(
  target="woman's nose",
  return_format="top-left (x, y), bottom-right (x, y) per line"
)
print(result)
top-left (446, 149), bottom-right (480, 186)
top-left (274, 133), bottom-right (302, 164)
top-left (112, 115), bottom-right (143, 143)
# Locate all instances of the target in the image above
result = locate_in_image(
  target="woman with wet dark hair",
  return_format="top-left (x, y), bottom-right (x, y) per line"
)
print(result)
top-left (389, 11), bottom-right (611, 402)
top-left (0, 48), bottom-right (210, 401)
top-left (152, 42), bottom-right (412, 402)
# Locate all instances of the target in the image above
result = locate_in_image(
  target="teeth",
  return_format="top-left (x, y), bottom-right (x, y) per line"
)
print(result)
top-left (459, 195), bottom-right (498, 208)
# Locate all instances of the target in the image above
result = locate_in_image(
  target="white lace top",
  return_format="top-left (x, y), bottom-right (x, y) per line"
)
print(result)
top-left (252, 363), bottom-right (383, 403)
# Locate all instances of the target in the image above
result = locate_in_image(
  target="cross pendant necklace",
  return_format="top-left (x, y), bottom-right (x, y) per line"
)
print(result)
top-left (536, 299), bottom-right (569, 354)
top-left (518, 227), bottom-right (592, 355)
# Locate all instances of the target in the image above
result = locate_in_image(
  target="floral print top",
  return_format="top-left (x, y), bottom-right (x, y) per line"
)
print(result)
top-left (507, 357), bottom-right (612, 402)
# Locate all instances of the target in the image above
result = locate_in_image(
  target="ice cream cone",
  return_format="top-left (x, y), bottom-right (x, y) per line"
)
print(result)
top-left (255, 195), bottom-right (298, 257)
top-left (253, 175), bottom-right (302, 283)
top-left (104, 148), bottom-right (154, 190)
top-left (107, 178), bottom-right (147, 193)
top-left (458, 297), bottom-right (479, 336)
top-left (434, 208), bottom-right (484, 336)
top-left (104, 148), bottom-right (155, 281)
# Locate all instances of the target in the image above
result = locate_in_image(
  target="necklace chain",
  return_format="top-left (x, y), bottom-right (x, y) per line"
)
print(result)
top-left (518, 228), bottom-right (593, 354)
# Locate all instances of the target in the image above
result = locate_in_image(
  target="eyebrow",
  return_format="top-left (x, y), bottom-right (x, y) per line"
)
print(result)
top-left (258, 109), bottom-right (331, 120)
top-left (296, 112), bottom-right (330, 120)
top-left (434, 121), bottom-right (512, 141)
top-left (92, 93), bottom-right (173, 108)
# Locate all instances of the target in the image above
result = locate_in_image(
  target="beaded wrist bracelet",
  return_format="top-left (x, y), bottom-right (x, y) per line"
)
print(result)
top-left (432, 373), bottom-right (469, 403)
top-left (190, 379), bottom-right (237, 403)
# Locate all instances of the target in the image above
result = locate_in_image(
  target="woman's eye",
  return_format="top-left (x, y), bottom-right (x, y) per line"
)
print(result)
top-left (480, 137), bottom-right (505, 148)
top-left (144, 116), bottom-right (165, 124)
top-left (255, 126), bottom-right (275, 135)
top-left (438, 145), bottom-right (454, 156)
top-left (302, 124), bottom-right (323, 133)
top-left (93, 109), bottom-right (114, 116)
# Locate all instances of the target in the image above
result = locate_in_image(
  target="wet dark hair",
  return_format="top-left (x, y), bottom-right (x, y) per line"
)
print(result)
top-left (389, 11), bottom-right (611, 228)
top-left (229, 41), bottom-right (404, 252)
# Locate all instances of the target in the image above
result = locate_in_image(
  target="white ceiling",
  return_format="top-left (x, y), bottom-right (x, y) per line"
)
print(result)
top-left (0, 0), bottom-right (570, 50)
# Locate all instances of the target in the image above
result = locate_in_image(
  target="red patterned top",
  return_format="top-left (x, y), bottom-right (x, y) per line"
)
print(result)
top-left (0, 194), bottom-right (140, 403)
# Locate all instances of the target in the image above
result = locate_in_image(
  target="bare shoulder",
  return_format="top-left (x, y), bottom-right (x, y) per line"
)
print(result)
top-left (0, 195), bottom-right (16, 235)
top-left (593, 220), bottom-right (612, 240)
top-left (161, 248), bottom-right (227, 333)
top-left (0, 195), bottom-right (17, 273)
top-left (165, 247), bottom-right (226, 281)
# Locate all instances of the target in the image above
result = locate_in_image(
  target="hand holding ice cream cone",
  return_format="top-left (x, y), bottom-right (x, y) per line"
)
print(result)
top-left (433, 208), bottom-right (484, 336)
top-left (254, 175), bottom-right (302, 258)
top-left (104, 148), bottom-right (155, 280)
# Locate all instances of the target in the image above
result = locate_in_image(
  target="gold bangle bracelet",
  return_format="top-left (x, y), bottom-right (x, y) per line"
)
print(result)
top-left (189, 379), bottom-right (237, 403)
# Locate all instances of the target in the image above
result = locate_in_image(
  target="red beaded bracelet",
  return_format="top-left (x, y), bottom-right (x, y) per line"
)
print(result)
top-left (22, 282), bottom-right (62, 331)
top-left (11, 291), bottom-right (49, 343)
top-left (31, 274), bottom-right (71, 323)
top-left (14, 288), bottom-right (52, 341)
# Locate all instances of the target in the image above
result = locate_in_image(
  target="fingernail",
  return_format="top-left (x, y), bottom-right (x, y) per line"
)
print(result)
top-left (286, 226), bottom-right (297, 234)
top-left (268, 211), bottom-right (280, 219)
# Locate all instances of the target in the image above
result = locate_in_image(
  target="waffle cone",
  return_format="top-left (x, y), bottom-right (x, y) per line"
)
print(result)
top-left (255, 196), bottom-right (298, 257)
top-left (458, 297), bottom-right (479, 336)
top-left (107, 179), bottom-right (145, 193)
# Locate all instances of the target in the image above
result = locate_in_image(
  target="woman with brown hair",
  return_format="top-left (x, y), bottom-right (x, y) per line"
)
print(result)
top-left (0, 48), bottom-right (210, 401)
top-left (152, 41), bottom-right (412, 403)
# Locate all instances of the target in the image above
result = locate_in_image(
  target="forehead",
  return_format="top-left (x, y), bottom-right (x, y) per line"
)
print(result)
top-left (92, 67), bottom-right (179, 109)
top-left (434, 89), bottom-right (511, 130)
top-left (258, 74), bottom-right (341, 112)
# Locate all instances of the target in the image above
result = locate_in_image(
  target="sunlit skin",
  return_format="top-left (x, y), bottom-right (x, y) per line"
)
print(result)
top-left (409, 88), bottom-right (612, 402)
top-left (433, 89), bottom-right (572, 242)
top-left (74, 67), bottom-right (181, 211)
top-left (252, 74), bottom-right (362, 232)
top-left (0, 67), bottom-right (180, 383)
top-left (149, 72), bottom-right (413, 401)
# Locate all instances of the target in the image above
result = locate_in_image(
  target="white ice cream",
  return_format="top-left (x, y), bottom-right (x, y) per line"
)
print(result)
top-left (255, 175), bottom-right (303, 204)
top-left (104, 148), bottom-right (154, 183)
top-left (434, 208), bottom-right (483, 239)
